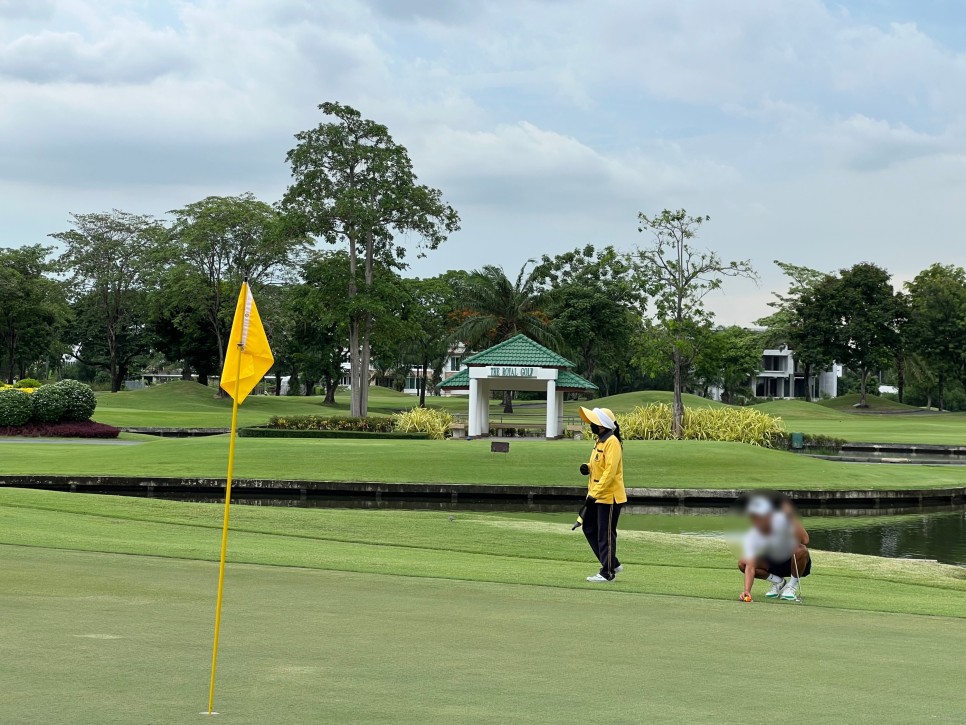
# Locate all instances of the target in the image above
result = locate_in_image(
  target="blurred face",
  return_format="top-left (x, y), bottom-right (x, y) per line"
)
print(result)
top-left (750, 513), bottom-right (771, 533)
top-left (590, 423), bottom-right (601, 436)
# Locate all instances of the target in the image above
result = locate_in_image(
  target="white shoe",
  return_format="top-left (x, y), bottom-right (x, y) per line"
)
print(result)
top-left (586, 574), bottom-right (613, 583)
top-left (615, 565), bottom-right (624, 575)
top-left (780, 581), bottom-right (800, 601)
top-left (765, 579), bottom-right (786, 599)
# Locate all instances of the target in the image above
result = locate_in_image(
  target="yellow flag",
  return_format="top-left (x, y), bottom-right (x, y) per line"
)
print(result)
top-left (220, 282), bottom-right (274, 404)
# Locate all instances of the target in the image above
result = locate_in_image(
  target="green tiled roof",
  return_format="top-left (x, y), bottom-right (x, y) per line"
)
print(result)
top-left (438, 368), bottom-right (470, 388)
top-left (438, 367), bottom-right (597, 391)
top-left (556, 371), bottom-right (598, 391)
top-left (461, 334), bottom-right (574, 368)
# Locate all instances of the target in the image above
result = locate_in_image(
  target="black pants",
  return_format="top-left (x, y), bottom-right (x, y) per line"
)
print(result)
top-left (582, 501), bottom-right (622, 580)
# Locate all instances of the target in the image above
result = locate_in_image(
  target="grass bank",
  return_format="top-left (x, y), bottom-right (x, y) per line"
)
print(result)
top-left (3, 436), bottom-right (966, 489)
top-left (1, 488), bottom-right (964, 722)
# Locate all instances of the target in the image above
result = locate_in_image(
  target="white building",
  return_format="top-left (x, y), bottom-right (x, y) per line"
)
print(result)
top-left (752, 346), bottom-right (840, 400)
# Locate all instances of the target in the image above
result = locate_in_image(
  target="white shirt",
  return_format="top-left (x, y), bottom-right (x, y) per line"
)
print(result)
top-left (743, 511), bottom-right (797, 562)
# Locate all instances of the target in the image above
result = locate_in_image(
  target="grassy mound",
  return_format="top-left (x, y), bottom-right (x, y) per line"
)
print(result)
top-left (819, 393), bottom-right (923, 412)
top-left (584, 390), bottom-right (723, 412)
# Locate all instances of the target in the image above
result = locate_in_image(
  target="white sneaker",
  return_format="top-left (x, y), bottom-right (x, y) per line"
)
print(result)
top-left (586, 574), bottom-right (613, 583)
top-left (615, 565), bottom-right (624, 575)
top-left (765, 579), bottom-right (786, 599)
top-left (780, 581), bottom-right (800, 601)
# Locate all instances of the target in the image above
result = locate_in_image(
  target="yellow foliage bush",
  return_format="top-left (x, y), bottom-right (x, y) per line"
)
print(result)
top-left (599, 403), bottom-right (784, 446)
top-left (391, 407), bottom-right (454, 440)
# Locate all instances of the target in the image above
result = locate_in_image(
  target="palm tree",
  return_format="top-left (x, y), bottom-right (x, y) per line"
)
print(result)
top-left (456, 263), bottom-right (557, 413)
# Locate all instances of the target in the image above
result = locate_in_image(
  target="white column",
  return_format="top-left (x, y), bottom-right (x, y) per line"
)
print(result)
top-left (546, 379), bottom-right (557, 439)
top-left (556, 391), bottom-right (564, 437)
top-left (480, 382), bottom-right (490, 436)
top-left (468, 378), bottom-right (481, 438)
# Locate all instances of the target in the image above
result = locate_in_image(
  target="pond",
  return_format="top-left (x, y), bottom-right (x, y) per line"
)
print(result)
top-left (502, 508), bottom-right (966, 567)
top-left (171, 493), bottom-right (966, 568)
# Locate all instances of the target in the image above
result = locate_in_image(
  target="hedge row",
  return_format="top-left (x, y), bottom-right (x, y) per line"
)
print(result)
top-left (268, 415), bottom-right (395, 432)
top-left (240, 427), bottom-right (429, 440)
top-left (0, 421), bottom-right (120, 439)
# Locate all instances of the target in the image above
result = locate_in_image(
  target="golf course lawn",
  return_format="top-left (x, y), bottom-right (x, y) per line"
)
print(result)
top-left (4, 435), bottom-right (966, 489)
top-left (1, 489), bottom-right (964, 723)
top-left (94, 381), bottom-right (966, 445)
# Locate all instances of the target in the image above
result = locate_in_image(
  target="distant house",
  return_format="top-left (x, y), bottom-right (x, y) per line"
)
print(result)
top-left (752, 346), bottom-right (840, 400)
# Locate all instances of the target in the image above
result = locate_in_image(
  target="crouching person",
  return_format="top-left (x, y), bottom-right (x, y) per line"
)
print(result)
top-left (739, 495), bottom-right (811, 602)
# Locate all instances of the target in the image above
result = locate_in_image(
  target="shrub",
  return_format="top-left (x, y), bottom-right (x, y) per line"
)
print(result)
top-left (56, 379), bottom-right (98, 421)
top-left (14, 378), bottom-right (43, 389)
top-left (602, 403), bottom-right (785, 447)
top-left (0, 420), bottom-right (120, 439)
top-left (390, 407), bottom-right (454, 440)
top-left (239, 427), bottom-right (428, 440)
top-left (268, 415), bottom-right (395, 433)
top-left (30, 383), bottom-right (68, 423)
top-left (0, 388), bottom-right (33, 426)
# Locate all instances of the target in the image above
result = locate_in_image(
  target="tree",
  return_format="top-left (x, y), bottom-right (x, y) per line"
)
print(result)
top-left (829, 263), bottom-right (903, 407)
top-left (533, 245), bottom-right (646, 387)
top-left (787, 275), bottom-right (840, 401)
top-left (398, 275), bottom-right (463, 407)
top-left (455, 263), bottom-right (557, 413)
top-left (694, 326), bottom-right (763, 403)
top-left (634, 209), bottom-right (756, 436)
top-left (53, 211), bottom-right (162, 392)
top-left (904, 264), bottom-right (966, 411)
top-left (282, 102), bottom-right (460, 417)
top-left (0, 245), bottom-right (68, 383)
top-left (165, 194), bottom-right (308, 374)
top-left (756, 260), bottom-right (829, 347)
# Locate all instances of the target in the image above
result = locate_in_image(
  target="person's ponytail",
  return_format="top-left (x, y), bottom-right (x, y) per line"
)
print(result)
top-left (613, 422), bottom-right (623, 445)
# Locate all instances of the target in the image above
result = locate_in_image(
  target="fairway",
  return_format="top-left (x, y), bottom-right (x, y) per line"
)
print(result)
top-left (5, 435), bottom-right (966, 489)
top-left (1, 489), bottom-right (965, 723)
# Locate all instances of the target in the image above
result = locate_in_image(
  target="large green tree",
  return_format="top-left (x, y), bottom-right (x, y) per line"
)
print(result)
top-left (533, 245), bottom-right (645, 388)
top-left (0, 245), bottom-right (69, 383)
top-left (904, 264), bottom-right (966, 410)
top-left (829, 263), bottom-right (903, 407)
top-left (455, 263), bottom-right (557, 413)
top-left (693, 326), bottom-right (763, 403)
top-left (53, 211), bottom-right (162, 391)
top-left (164, 193), bottom-right (307, 374)
top-left (634, 209), bottom-right (756, 436)
top-left (282, 102), bottom-right (459, 417)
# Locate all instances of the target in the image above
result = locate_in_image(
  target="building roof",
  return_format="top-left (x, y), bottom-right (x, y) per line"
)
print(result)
top-left (438, 367), bottom-right (597, 391)
top-left (461, 334), bottom-right (575, 368)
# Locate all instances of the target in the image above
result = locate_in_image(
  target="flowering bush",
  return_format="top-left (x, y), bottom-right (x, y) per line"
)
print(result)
top-left (30, 383), bottom-right (68, 423)
top-left (0, 388), bottom-right (33, 426)
top-left (57, 379), bottom-right (98, 421)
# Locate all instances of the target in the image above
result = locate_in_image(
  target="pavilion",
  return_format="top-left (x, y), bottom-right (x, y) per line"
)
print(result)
top-left (438, 334), bottom-right (597, 439)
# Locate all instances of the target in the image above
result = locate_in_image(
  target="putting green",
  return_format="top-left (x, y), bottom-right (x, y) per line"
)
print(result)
top-left (1, 489), bottom-right (964, 723)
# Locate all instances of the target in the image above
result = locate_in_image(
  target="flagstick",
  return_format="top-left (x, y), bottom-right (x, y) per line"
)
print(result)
top-left (206, 347), bottom-right (243, 716)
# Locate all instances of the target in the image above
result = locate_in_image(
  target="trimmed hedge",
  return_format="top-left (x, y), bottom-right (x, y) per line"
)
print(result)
top-left (0, 388), bottom-right (33, 426)
top-left (30, 383), bottom-right (68, 423)
top-left (0, 421), bottom-right (120, 439)
top-left (240, 426), bottom-right (429, 440)
top-left (268, 415), bottom-right (395, 433)
top-left (775, 432), bottom-right (846, 452)
top-left (14, 378), bottom-right (43, 389)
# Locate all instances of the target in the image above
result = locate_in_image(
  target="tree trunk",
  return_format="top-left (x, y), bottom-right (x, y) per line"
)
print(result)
top-left (938, 372), bottom-right (945, 412)
top-left (859, 368), bottom-right (869, 406)
top-left (111, 366), bottom-right (125, 393)
top-left (274, 371), bottom-right (282, 396)
top-left (303, 379), bottom-right (315, 396)
top-left (897, 361), bottom-right (906, 404)
top-left (323, 375), bottom-right (337, 405)
top-left (197, 372), bottom-right (209, 387)
top-left (501, 389), bottom-right (513, 414)
top-left (419, 358), bottom-right (428, 408)
top-left (803, 362), bottom-right (812, 402)
top-left (672, 349), bottom-right (684, 437)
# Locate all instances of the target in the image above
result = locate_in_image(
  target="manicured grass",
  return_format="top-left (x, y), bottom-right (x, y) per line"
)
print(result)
top-left (819, 393), bottom-right (921, 411)
top-left (93, 380), bottom-right (476, 428)
top-left (3, 435), bottom-right (966, 489)
top-left (1, 489), bottom-right (964, 722)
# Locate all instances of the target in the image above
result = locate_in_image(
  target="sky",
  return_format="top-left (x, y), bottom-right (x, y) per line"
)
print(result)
top-left (2, 0), bottom-right (966, 324)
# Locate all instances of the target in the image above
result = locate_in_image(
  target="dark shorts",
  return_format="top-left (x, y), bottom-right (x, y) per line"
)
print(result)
top-left (766, 554), bottom-right (811, 578)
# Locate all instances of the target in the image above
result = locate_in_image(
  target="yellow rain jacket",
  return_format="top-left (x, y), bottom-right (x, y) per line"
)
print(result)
top-left (587, 431), bottom-right (626, 504)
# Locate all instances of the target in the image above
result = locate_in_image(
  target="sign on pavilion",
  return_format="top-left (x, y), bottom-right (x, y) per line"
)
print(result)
top-left (439, 334), bottom-right (597, 439)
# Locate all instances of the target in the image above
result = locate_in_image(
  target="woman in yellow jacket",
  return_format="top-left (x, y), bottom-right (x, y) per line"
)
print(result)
top-left (577, 406), bottom-right (626, 583)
